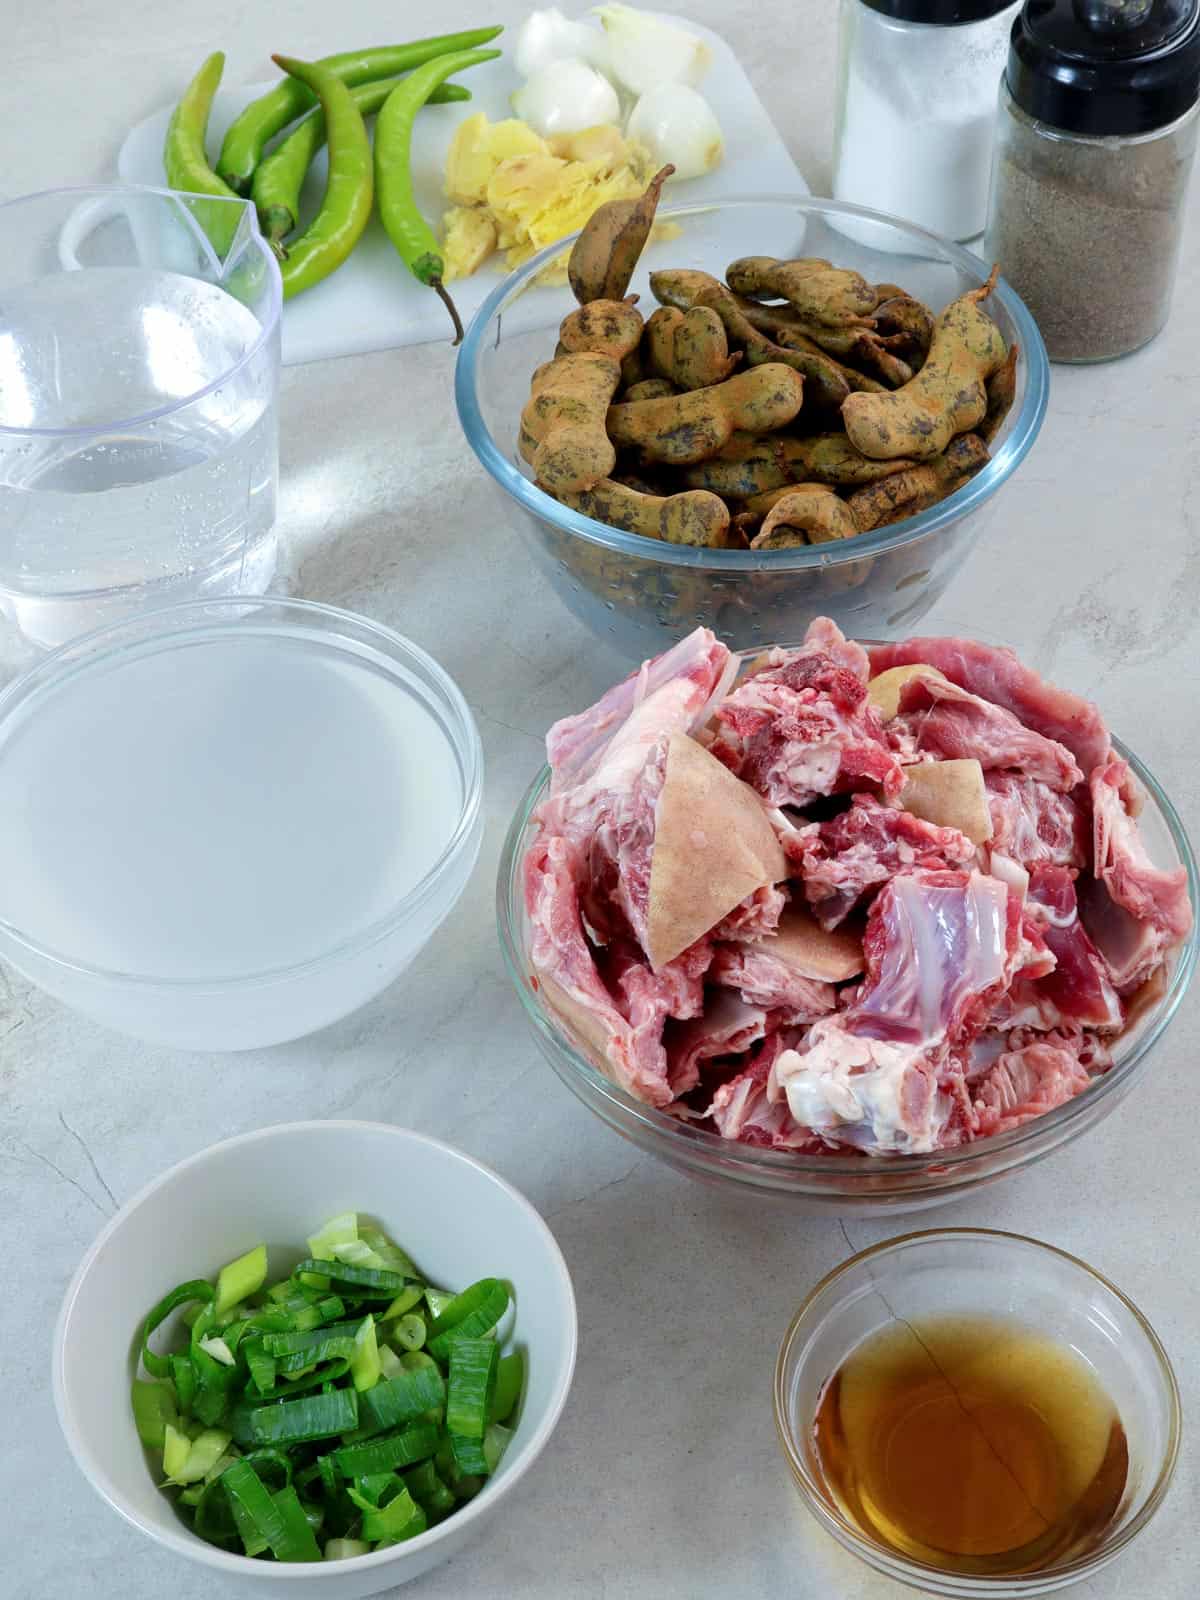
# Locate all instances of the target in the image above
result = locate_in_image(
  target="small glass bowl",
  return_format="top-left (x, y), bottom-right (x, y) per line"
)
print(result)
top-left (456, 194), bottom-right (1049, 657)
top-left (496, 645), bottom-right (1197, 1215)
top-left (773, 1228), bottom-right (1181, 1596)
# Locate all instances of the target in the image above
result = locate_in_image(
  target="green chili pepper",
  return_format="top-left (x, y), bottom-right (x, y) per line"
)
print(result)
top-left (163, 52), bottom-right (244, 259)
top-left (374, 47), bottom-right (501, 343)
top-left (269, 57), bottom-right (373, 302)
top-left (216, 28), bottom-right (504, 195)
top-left (252, 77), bottom-right (471, 260)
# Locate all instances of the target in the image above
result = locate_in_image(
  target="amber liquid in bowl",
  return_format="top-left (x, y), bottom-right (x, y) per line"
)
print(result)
top-left (813, 1315), bottom-right (1128, 1577)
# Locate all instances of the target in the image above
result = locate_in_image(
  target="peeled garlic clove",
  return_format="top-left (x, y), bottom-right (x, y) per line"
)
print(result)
top-left (512, 58), bottom-right (621, 138)
top-left (625, 84), bottom-right (723, 181)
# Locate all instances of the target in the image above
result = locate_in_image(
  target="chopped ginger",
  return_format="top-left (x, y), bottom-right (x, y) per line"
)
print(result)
top-left (440, 113), bottom-right (654, 281)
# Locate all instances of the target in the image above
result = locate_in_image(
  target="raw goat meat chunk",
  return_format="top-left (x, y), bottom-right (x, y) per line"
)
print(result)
top-left (868, 634), bottom-right (1112, 776)
top-left (972, 1035), bottom-right (1094, 1138)
top-left (772, 869), bottom-right (1020, 1154)
top-left (710, 618), bottom-right (905, 807)
top-left (786, 794), bottom-right (976, 929)
top-left (985, 774), bottom-right (1087, 870)
top-left (894, 673), bottom-right (1083, 790)
top-left (995, 865), bottom-right (1123, 1031)
top-left (708, 941), bottom-right (837, 1019)
top-left (704, 1032), bottom-right (824, 1151)
top-left (1091, 759), bottom-right (1191, 943)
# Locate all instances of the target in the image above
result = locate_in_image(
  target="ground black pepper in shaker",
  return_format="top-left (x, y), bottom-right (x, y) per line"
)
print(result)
top-left (984, 0), bottom-right (1200, 362)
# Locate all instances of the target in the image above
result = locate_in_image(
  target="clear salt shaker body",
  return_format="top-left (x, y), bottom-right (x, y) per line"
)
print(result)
top-left (833, 0), bottom-right (1022, 241)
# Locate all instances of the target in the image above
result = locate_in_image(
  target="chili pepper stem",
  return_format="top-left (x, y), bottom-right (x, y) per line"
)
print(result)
top-left (434, 279), bottom-right (465, 345)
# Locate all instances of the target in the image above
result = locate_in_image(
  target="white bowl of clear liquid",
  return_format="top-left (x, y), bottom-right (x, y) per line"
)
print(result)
top-left (0, 598), bottom-right (483, 1049)
top-left (0, 185), bottom-right (281, 650)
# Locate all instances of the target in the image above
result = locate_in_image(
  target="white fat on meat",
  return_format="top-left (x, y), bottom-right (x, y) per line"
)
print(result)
top-left (773, 870), bottom-right (1015, 1154)
top-left (1090, 759), bottom-right (1191, 943)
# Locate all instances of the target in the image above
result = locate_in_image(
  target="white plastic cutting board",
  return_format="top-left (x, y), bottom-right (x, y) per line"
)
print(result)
top-left (117, 16), bottom-right (808, 366)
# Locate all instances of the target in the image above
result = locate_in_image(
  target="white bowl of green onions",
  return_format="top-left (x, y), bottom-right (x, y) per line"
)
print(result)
top-left (52, 1121), bottom-right (578, 1597)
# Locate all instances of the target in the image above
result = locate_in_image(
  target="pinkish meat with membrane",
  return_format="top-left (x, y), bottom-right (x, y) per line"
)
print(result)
top-left (894, 674), bottom-right (1083, 791)
top-left (710, 618), bottom-right (904, 807)
top-left (972, 1037), bottom-right (1093, 1137)
top-left (545, 626), bottom-right (735, 800)
top-left (994, 866), bottom-right (1123, 1031)
top-left (985, 775), bottom-right (1087, 869)
top-left (525, 835), bottom-right (676, 1107)
top-left (1076, 873), bottom-right (1168, 991)
top-left (708, 941), bottom-right (837, 1018)
top-left (704, 1033), bottom-right (826, 1151)
top-left (868, 635), bottom-right (1112, 776)
top-left (772, 869), bottom-right (1021, 1153)
top-left (785, 794), bottom-right (976, 929)
top-left (1091, 758), bottom-right (1192, 943)
top-left (712, 883), bottom-right (787, 941)
top-left (664, 989), bottom-right (772, 1097)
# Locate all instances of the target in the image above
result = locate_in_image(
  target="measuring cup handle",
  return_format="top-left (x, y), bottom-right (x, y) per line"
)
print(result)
top-left (58, 193), bottom-right (130, 271)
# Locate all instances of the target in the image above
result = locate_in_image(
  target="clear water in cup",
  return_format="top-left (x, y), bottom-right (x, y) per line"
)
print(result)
top-left (0, 268), bottom-right (276, 646)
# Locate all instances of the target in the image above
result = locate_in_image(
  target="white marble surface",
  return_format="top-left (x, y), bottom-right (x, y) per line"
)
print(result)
top-left (3, 3), bottom-right (1198, 1597)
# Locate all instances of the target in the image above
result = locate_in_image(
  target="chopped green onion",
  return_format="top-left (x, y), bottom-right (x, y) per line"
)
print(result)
top-left (262, 1319), bottom-right (366, 1357)
top-left (162, 1423), bottom-right (191, 1481)
top-left (164, 1427), bottom-right (232, 1485)
top-left (489, 1350), bottom-right (524, 1424)
top-left (291, 1294), bottom-right (346, 1332)
top-left (324, 1537), bottom-right (370, 1560)
top-left (141, 1280), bottom-right (214, 1379)
top-left (425, 1279), bottom-right (509, 1361)
top-left (393, 1312), bottom-right (427, 1352)
top-left (358, 1224), bottom-right (419, 1276)
top-left (333, 1423), bottom-right (440, 1477)
top-left (379, 1284), bottom-right (424, 1321)
top-left (306, 1212), bottom-right (358, 1261)
top-left (243, 1340), bottom-right (277, 1395)
top-left (214, 1244), bottom-right (268, 1317)
top-left (424, 1286), bottom-right (457, 1320)
top-left (132, 1379), bottom-right (178, 1449)
top-left (446, 1339), bottom-right (498, 1440)
top-left (292, 1259), bottom-right (409, 1297)
top-left (449, 1431), bottom-right (489, 1476)
top-left (483, 1422), bottom-right (513, 1475)
top-left (405, 1460), bottom-right (456, 1521)
top-left (378, 1344), bottom-right (403, 1380)
top-left (358, 1485), bottom-right (424, 1544)
top-left (169, 1354), bottom-right (196, 1416)
top-left (350, 1316), bottom-right (381, 1393)
top-left (249, 1388), bottom-right (359, 1446)
top-left (198, 1334), bottom-right (237, 1368)
top-left (349, 1366), bottom-right (446, 1441)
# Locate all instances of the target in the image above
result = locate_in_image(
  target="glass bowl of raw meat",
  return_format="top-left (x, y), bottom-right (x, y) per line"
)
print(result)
top-left (497, 620), bottom-right (1197, 1213)
top-left (456, 195), bottom-right (1048, 657)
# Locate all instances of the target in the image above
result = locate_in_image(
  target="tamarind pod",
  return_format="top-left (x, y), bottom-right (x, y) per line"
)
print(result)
top-left (750, 484), bottom-right (858, 549)
top-left (978, 342), bottom-right (1020, 445)
top-left (672, 305), bottom-right (740, 388)
top-left (844, 433), bottom-right (990, 530)
top-left (622, 377), bottom-right (679, 402)
top-left (520, 351), bottom-right (621, 493)
top-left (841, 274), bottom-right (1008, 461)
top-left (558, 300), bottom-right (644, 363)
top-left (606, 364), bottom-right (804, 466)
top-left (726, 255), bottom-right (880, 327)
top-left (567, 164), bottom-right (674, 305)
top-left (871, 294), bottom-right (936, 364)
top-left (690, 285), bottom-right (851, 412)
top-left (555, 477), bottom-right (732, 547)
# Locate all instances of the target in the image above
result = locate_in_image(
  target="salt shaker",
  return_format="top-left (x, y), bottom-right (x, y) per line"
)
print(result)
top-left (832, 0), bottom-right (1023, 241)
top-left (984, 1), bottom-right (1200, 362)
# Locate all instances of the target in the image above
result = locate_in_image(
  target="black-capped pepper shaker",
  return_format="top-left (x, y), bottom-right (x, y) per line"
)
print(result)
top-left (984, 0), bottom-right (1200, 361)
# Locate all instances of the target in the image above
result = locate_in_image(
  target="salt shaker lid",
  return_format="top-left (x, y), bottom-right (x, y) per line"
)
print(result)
top-left (858, 0), bottom-right (1016, 18)
top-left (1008, 0), bottom-right (1200, 135)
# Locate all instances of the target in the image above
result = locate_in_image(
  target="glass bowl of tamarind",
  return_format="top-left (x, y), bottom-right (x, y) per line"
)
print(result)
top-left (456, 193), bottom-right (1048, 657)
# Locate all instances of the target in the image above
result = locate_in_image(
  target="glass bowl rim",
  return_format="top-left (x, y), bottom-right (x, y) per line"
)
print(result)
top-left (0, 596), bottom-right (484, 990)
top-left (455, 191), bottom-right (1050, 571)
top-left (0, 183), bottom-right (282, 440)
top-left (771, 1225), bottom-right (1182, 1590)
top-left (496, 644), bottom-right (1198, 1181)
